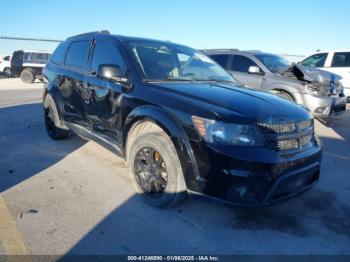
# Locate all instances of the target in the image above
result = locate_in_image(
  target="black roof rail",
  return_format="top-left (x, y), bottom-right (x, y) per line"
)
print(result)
top-left (243, 50), bottom-right (261, 53)
top-left (67, 30), bottom-right (111, 40)
top-left (201, 48), bottom-right (239, 52)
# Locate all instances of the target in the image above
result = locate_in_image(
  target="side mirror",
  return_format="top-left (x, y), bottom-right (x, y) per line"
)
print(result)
top-left (97, 64), bottom-right (127, 83)
top-left (248, 66), bottom-right (261, 75)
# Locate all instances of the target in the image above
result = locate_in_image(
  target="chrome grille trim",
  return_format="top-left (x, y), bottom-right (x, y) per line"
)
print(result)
top-left (258, 122), bottom-right (296, 133)
top-left (257, 119), bottom-right (314, 151)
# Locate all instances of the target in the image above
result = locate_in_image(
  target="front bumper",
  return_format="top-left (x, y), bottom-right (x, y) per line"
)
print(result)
top-left (188, 141), bottom-right (322, 207)
top-left (302, 93), bottom-right (347, 117)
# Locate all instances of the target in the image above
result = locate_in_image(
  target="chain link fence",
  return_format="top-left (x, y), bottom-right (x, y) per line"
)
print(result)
top-left (0, 36), bottom-right (62, 83)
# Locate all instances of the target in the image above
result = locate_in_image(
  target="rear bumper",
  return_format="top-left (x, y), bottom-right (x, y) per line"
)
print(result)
top-left (302, 93), bottom-right (346, 117)
top-left (188, 141), bottom-right (322, 207)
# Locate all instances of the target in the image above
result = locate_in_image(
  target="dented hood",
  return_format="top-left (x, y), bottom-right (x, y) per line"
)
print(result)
top-left (295, 64), bottom-right (342, 83)
top-left (281, 64), bottom-right (343, 95)
top-left (286, 64), bottom-right (342, 83)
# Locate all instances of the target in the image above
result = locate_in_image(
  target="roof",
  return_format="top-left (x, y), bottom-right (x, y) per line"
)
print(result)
top-left (202, 49), bottom-right (272, 56)
top-left (314, 49), bottom-right (350, 53)
top-left (66, 31), bottom-right (191, 48)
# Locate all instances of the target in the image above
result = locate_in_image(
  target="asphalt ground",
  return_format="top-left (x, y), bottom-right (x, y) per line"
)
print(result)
top-left (0, 79), bottom-right (349, 256)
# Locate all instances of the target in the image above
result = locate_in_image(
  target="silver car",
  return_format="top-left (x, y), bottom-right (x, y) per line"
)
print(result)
top-left (204, 49), bottom-right (347, 118)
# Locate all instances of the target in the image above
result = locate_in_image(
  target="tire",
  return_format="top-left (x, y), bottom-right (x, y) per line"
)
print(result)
top-left (3, 68), bottom-right (11, 77)
top-left (128, 131), bottom-right (187, 208)
top-left (20, 69), bottom-right (35, 83)
top-left (44, 104), bottom-right (69, 140)
top-left (276, 91), bottom-right (294, 102)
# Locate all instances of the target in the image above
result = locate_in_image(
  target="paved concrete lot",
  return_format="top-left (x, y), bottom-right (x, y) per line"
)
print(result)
top-left (0, 79), bottom-right (349, 255)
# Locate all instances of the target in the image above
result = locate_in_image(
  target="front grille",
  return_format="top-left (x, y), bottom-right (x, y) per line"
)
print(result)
top-left (258, 119), bottom-right (314, 151)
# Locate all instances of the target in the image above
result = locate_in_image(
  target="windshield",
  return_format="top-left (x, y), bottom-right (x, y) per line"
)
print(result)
top-left (128, 41), bottom-right (235, 82)
top-left (255, 54), bottom-right (290, 73)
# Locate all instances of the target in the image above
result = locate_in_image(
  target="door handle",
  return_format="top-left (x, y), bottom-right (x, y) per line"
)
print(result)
top-left (87, 71), bottom-right (97, 77)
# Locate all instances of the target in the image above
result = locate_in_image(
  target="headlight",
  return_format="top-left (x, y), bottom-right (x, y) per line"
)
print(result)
top-left (192, 116), bottom-right (263, 146)
top-left (305, 84), bottom-right (326, 96)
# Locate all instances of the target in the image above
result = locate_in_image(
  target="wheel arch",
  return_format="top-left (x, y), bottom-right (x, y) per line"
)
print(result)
top-left (265, 84), bottom-right (303, 104)
top-left (123, 105), bottom-right (201, 190)
top-left (43, 91), bottom-right (68, 130)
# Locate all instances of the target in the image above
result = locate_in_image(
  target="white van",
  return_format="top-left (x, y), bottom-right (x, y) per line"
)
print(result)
top-left (301, 50), bottom-right (350, 98)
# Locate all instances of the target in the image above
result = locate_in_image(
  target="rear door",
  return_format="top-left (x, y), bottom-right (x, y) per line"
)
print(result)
top-left (228, 55), bottom-right (264, 89)
top-left (84, 38), bottom-right (127, 143)
top-left (61, 39), bottom-right (92, 126)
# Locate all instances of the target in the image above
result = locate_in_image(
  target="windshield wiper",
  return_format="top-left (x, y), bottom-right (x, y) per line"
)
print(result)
top-left (205, 77), bottom-right (237, 83)
top-left (165, 76), bottom-right (195, 82)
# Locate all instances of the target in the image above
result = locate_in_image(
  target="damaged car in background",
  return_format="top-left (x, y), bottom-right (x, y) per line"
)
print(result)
top-left (204, 50), bottom-right (347, 118)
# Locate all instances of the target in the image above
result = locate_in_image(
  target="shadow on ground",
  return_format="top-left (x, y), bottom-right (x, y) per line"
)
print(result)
top-left (62, 181), bottom-right (350, 255)
top-left (0, 103), bottom-right (86, 193)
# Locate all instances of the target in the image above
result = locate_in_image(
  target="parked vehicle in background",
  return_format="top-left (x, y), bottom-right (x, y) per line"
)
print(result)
top-left (204, 49), bottom-right (347, 118)
top-left (0, 55), bottom-right (11, 76)
top-left (43, 31), bottom-right (322, 208)
top-left (11, 50), bottom-right (52, 83)
top-left (301, 50), bottom-right (350, 98)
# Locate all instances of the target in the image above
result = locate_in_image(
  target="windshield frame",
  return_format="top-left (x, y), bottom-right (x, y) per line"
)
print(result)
top-left (254, 54), bottom-right (290, 74)
top-left (124, 40), bottom-right (235, 83)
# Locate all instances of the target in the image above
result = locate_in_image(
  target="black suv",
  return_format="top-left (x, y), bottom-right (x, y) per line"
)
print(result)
top-left (43, 31), bottom-right (322, 208)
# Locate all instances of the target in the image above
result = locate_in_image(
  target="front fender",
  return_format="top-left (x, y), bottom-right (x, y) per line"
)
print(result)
top-left (124, 105), bottom-right (203, 190)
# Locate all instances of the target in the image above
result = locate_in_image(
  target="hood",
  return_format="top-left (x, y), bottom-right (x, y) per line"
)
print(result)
top-left (148, 82), bottom-right (311, 124)
top-left (281, 64), bottom-right (343, 95)
top-left (293, 64), bottom-right (342, 83)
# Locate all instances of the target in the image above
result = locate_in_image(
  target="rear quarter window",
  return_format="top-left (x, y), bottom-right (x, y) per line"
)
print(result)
top-left (50, 42), bottom-right (68, 65)
top-left (331, 52), bottom-right (350, 67)
top-left (65, 40), bottom-right (90, 69)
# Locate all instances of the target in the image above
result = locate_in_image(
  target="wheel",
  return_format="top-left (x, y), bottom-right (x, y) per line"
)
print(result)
top-left (128, 131), bottom-right (187, 208)
top-left (276, 91), bottom-right (294, 102)
top-left (3, 68), bottom-right (11, 77)
top-left (20, 69), bottom-right (35, 83)
top-left (44, 104), bottom-right (69, 140)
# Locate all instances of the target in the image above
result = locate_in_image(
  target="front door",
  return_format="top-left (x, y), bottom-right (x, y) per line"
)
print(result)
top-left (84, 39), bottom-right (127, 143)
top-left (228, 55), bottom-right (264, 89)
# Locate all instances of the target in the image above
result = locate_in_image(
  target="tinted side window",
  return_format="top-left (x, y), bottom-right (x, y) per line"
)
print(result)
top-left (28, 53), bottom-right (49, 64)
top-left (3, 56), bottom-right (10, 61)
top-left (65, 40), bottom-right (90, 69)
top-left (331, 52), bottom-right (350, 67)
top-left (231, 55), bottom-right (258, 73)
top-left (210, 54), bottom-right (229, 68)
top-left (301, 53), bottom-right (327, 68)
top-left (51, 42), bottom-right (68, 65)
top-left (91, 41), bottom-right (125, 73)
